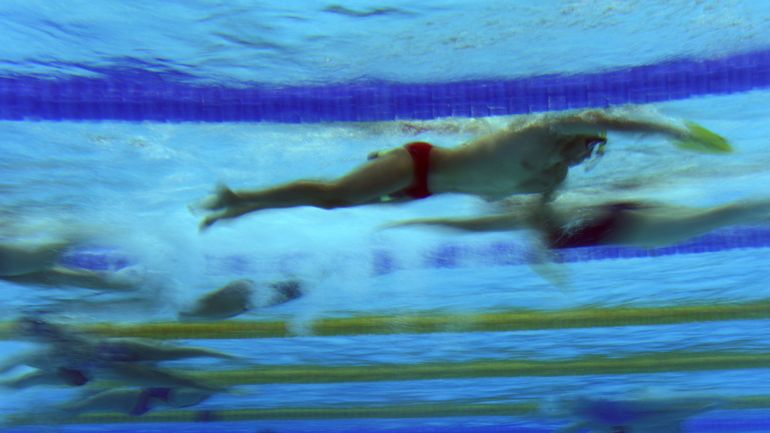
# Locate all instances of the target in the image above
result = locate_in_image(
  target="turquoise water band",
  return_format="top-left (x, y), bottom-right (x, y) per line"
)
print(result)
top-left (11, 398), bottom-right (770, 425)
top-left (2, 50), bottom-right (770, 122)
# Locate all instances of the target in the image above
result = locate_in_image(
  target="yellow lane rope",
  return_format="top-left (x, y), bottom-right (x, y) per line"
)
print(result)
top-left (179, 351), bottom-right (770, 386)
top-left (1, 299), bottom-right (767, 340)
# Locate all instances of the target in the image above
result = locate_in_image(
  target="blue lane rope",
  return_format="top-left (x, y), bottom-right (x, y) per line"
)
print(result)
top-left (410, 226), bottom-right (770, 273)
top-left (58, 226), bottom-right (770, 274)
top-left (2, 49), bottom-right (770, 122)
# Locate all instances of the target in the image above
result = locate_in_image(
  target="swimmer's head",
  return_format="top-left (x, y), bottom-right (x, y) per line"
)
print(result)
top-left (564, 133), bottom-right (607, 166)
top-left (586, 134), bottom-right (607, 157)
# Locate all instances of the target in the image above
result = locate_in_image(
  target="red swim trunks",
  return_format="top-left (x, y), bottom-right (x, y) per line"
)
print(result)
top-left (402, 141), bottom-right (433, 199)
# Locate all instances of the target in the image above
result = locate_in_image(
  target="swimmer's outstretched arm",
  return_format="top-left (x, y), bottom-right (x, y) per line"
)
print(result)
top-left (551, 109), bottom-right (688, 137)
top-left (552, 109), bottom-right (732, 153)
top-left (608, 200), bottom-right (770, 248)
top-left (385, 212), bottom-right (530, 232)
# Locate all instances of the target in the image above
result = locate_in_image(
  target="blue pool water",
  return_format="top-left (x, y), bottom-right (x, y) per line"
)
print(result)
top-left (2, 1), bottom-right (770, 433)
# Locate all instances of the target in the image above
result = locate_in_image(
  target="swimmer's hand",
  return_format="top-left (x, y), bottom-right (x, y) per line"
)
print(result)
top-left (673, 121), bottom-right (732, 154)
top-left (527, 241), bottom-right (572, 292)
top-left (179, 279), bottom-right (255, 321)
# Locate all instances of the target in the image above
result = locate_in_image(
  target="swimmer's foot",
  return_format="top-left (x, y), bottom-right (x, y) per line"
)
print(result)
top-left (199, 211), bottom-right (227, 231)
top-left (192, 185), bottom-right (240, 213)
top-left (192, 185), bottom-right (245, 230)
top-left (199, 204), bottom-right (256, 231)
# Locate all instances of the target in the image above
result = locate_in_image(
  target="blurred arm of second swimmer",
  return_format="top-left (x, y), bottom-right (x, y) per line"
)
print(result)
top-left (0, 242), bottom-right (68, 277)
top-left (178, 279), bottom-right (304, 321)
top-left (178, 279), bottom-right (256, 321)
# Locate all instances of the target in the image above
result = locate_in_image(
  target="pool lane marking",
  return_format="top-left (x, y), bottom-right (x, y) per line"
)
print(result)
top-left (1, 299), bottom-right (765, 340)
top-left (3, 49), bottom-right (770, 122)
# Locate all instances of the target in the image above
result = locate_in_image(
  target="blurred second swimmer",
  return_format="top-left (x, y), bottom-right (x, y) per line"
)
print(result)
top-left (178, 279), bottom-right (304, 321)
top-left (387, 198), bottom-right (770, 250)
top-left (2, 316), bottom-right (235, 390)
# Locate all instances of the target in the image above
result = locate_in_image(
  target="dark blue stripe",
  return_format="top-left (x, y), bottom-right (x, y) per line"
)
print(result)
top-left (58, 226), bottom-right (770, 273)
top-left (2, 49), bottom-right (770, 122)
top-left (407, 226), bottom-right (769, 274)
top-left (554, 226), bottom-right (769, 264)
top-left (3, 415), bottom-right (768, 433)
top-left (0, 425), bottom-right (548, 433)
top-left (59, 246), bottom-right (132, 271)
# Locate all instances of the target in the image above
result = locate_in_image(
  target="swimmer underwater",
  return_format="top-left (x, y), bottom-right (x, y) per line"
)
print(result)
top-left (196, 108), bottom-right (731, 230)
top-left (386, 197), bottom-right (770, 251)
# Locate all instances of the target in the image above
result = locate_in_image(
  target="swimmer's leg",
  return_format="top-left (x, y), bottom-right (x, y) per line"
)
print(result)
top-left (199, 147), bottom-right (414, 229)
top-left (195, 184), bottom-right (240, 211)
